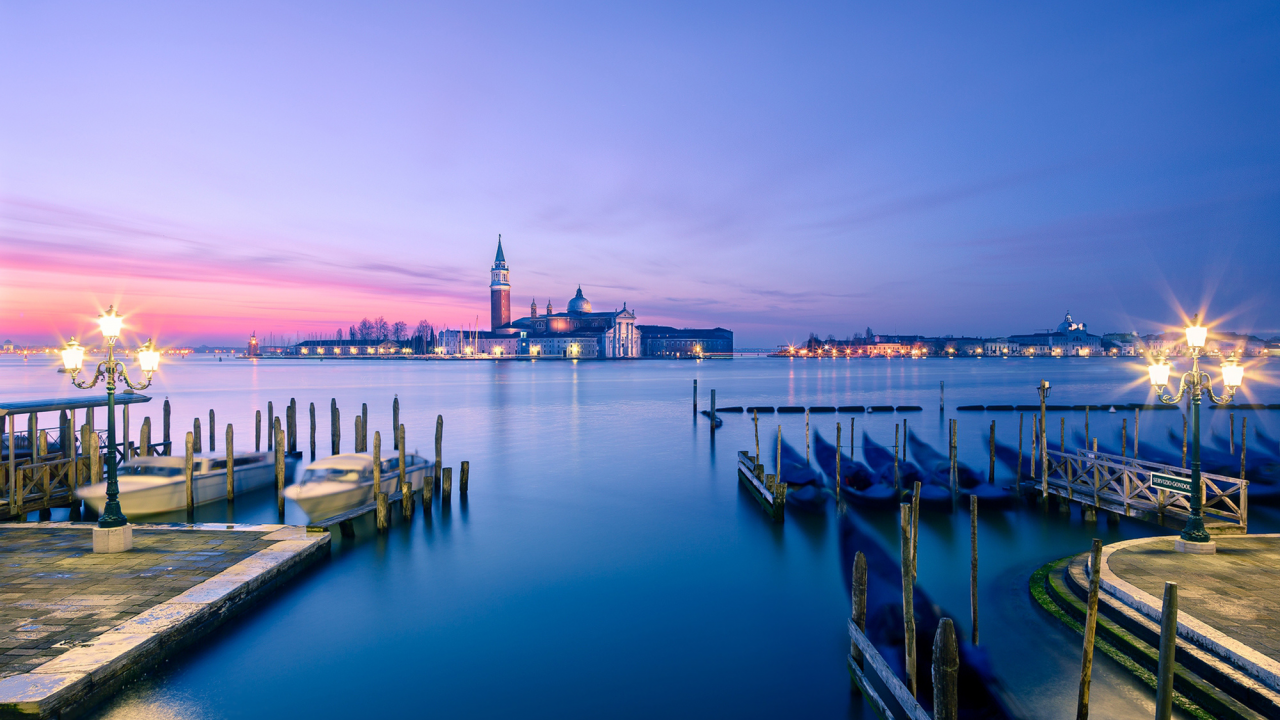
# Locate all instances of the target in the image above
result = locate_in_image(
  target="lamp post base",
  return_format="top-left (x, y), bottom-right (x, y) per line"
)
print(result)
top-left (1174, 538), bottom-right (1216, 555)
top-left (93, 525), bottom-right (132, 554)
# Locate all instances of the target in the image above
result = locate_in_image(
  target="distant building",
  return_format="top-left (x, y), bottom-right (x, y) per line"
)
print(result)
top-left (1009, 312), bottom-right (1101, 356)
top-left (1102, 332), bottom-right (1140, 356)
top-left (636, 326), bottom-right (733, 357)
top-left (295, 339), bottom-right (411, 356)
top-left (983, 338), bottom-right (1019, 355)
top-left (247, 332), bottom-right (261, 357)
top-left (476, 239), bottom-right (642, 358)
top-left (2, 339), bottom-right (12, 353)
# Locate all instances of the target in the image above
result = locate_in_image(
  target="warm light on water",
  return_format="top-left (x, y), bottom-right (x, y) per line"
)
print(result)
top-left (4, 356), bottom-right (1277, 719)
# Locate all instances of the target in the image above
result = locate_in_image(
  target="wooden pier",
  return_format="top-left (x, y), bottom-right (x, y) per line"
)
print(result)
top-left (736, 451), bottom-right (784, 522)
top-left (1038, 448), bottom-right (1247, 533)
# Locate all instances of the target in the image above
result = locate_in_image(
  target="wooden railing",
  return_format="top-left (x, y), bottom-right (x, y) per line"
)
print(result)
top-left (1042, 448), bottom-right (1246, 532)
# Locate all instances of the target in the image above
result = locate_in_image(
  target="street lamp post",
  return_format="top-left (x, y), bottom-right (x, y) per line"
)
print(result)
top-left (1147, 314), bottom-right (1243, 554)
top-left (61, 307), bottom-right (160, 549)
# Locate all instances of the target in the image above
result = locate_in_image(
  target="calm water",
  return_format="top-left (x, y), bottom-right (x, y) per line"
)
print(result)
top-left (4, 355), bottom-right (1279, 719)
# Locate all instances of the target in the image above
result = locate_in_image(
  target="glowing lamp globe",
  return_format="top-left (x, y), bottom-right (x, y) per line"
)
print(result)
top-left (137, 339), bottom-right (161, 374)
top-left (1222, 357), bottom-right (1244, 388)
top-left (98, 306), bottom-right (124, 342)
top-left (1147, 358), bottom-right (1171, 388)
top-left (1185, 320), bottom-right (1207, 349)
top-left (61, 338), bottom-right (85, 372)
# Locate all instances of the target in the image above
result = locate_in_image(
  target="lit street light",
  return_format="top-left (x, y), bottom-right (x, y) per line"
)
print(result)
top-left (1147, 314), bottom-right (1243, 553)
top-left (61, 306), bottom-right (161, 532)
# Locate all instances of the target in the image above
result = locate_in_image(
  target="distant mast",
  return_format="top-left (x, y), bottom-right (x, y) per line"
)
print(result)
top-left (490, 235), bottom-right (511, 330)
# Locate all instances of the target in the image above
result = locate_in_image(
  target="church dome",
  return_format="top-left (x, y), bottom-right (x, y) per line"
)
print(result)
top-left (567, 286), bottom-right (592, 314)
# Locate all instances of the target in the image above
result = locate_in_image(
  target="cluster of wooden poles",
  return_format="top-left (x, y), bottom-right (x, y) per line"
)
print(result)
top-left (846, 485), bottom-right (975, 719)
top-left (116, 396), bottom-right (462, 532)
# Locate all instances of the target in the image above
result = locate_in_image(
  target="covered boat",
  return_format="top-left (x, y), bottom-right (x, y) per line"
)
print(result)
top-left (77, 451), bottom-right (282, 516)
top-left (284, 452), bottom-right (432, 522)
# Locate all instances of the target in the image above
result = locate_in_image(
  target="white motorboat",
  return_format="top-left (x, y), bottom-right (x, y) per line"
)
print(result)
top-left (77, 451), bottom-right (278, 516)
top-left (283, 452), bottom-right (431, 522)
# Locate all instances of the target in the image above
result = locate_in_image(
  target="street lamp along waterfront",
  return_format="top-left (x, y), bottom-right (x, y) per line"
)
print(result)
top-left (1147, 314), bottom-right (1243, 555)
top-left (61, 306), bottom-right (160, 553)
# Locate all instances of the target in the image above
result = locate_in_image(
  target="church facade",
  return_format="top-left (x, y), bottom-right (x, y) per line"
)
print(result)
top-left (438, 239), bottom-right (641, 359)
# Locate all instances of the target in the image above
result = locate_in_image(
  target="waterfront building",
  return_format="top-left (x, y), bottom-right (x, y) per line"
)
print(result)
top-left (636, 326), bottom-right (733, 357)
top-left (247, 332), bottom-right (261, 357)
top-left (2, 339), bottom-right (12, 353)
top-left (982, 337), bottom-right (1019, 356)
top-left (1102, 332), bottom-right (1140, 356)
top-left (479, 239), bottom-right (642, 359)
top-left (1009, 312), bottom-right (1102, 356)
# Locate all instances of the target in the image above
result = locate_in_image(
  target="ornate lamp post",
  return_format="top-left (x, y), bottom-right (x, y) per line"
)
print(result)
top-left (1147, 314), bottom-right (1243, 554)
top-left (61, 307), bottom-right (161, 540)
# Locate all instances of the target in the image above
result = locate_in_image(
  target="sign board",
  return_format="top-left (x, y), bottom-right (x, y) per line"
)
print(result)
top-left (1152, 472), bottom-right (1193, 496)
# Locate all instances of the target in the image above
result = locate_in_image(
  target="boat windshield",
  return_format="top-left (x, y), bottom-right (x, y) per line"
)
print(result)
top-left (118, 465), bottom-right (185, 477)
top-left (301, 467), bottom-right (364, 483)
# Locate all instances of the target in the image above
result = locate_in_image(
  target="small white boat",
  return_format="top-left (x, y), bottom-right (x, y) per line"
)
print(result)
top-left (284, 452), bottom-right (432, 522)
top-left (77, 452), bottom-right (279, 516)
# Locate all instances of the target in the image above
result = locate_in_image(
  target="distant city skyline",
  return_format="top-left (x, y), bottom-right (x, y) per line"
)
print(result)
top-left (3, 3), bottom-right (1279, 347)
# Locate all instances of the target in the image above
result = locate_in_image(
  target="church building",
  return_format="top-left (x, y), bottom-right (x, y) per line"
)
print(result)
top-left (438, 238), bottom-right (641, 359)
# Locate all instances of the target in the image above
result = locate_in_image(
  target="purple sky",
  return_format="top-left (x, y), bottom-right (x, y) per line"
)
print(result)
top-left (2, 2), bottom-right (1279, 347)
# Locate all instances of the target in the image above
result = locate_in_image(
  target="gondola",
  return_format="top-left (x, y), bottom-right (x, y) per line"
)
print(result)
top-left (839, 510), bottom-right (1022, 719)
top-left (812, 430), bottom-right (898, 507)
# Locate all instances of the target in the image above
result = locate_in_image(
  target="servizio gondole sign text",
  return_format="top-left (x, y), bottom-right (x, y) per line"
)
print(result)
top-left (1151, 472), bottom-right (1193, 496)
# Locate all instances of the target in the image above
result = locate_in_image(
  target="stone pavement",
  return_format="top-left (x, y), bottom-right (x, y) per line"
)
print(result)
top-left (0, 525), bottom-right (274, 679)
top-left (1108, 536), bottom-right (1280, 665)
top-left (1102, 534), bottom-right (1280, 695)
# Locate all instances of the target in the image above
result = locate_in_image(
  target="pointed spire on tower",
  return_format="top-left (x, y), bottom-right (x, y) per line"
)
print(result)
top-left (495, 234), bottom-right (506, 264)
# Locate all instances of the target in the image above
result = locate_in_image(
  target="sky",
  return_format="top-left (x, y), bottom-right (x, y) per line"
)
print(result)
top-left (2, 1), bottom-right (1279, 348)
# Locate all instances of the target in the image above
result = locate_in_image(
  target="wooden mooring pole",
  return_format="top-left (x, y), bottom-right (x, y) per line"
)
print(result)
top-left (933, 618), bottom-right (959, 720)
top-left (309, 402), bottom-right (316, 462)
top-left (970, 494), bottom-right (979, 645)
top-left (1076, 538), bottom-right (1103, 720)
top-left (209, 410), bottom-right (215, 452)
top-left (392, 396), bottom-right (400, 450)
top-left (850, 551), bottom-right (868, 690)
top-left (355, 415), bottom-right (364, 453)
top-left (374, 431), bottom-right (387, 531)
top-left (893, 424), bottom-right (901, 492)
top-left (255, 410), bottom-right (262, 452)
top-left (163, 399), bottom-right (171, 454)
top-left (900, 503), bottom-right (917, 698)
top-left (988, 420), bottom-right (995, 484)
top-left (711, 389), bottom-right (716, 433)
top-left (835, 422), bottom-right (842, 502)
top-left (332, 400), bottom-right (340, 455)
top-left (226, 425), bottom-right (235, 502)
top-left (275, 423), bottom-right (285, 521)
top-left (753, 410), bottom-right (760, 461)
top-left (442, 466), bottom-right (452, 502)
top-left (434, 415), bottom-right (443, 483)
top-left (693, 379), bottom-right (697, 416)
top-left (193, 417), bottom-right (202, 453)
top-left (399, 425), bottom-right (413, 518)
top-left (940, 380), bottom-right (944, 411)
top-left (288, 399), bottom-right (297, 454)
top-left (361, 403), bottom-right (369, 452)
top-left (1154, 582), bottom-right (1179, 720)
top-left (267, 401), bottom-right (274, 450)
top-left (140, 417), bottom-right (152, 457)
top-left (184, 432), bottom-right (194, 523)
top-left (460, 460), bottom-right (470, 495)
top-left (1241, 417), bottom-right (1248, 481)
top-left (805, 409), bottom-right (810, 463)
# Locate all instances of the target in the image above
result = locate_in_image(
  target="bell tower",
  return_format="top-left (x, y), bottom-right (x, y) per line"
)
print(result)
top-left (490, 235), bottom-right (511, 329)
